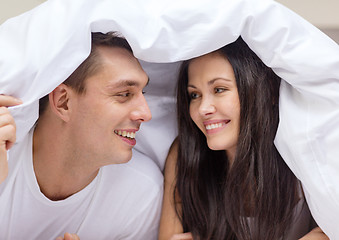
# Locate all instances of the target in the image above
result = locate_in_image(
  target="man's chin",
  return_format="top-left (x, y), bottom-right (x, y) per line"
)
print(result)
top-left (115, 152), bottom-right (133, 165)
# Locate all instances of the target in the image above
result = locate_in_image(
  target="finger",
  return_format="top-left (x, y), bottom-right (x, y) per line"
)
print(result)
top-left (55, 237), bottom-right (63, 240)
top-left (6, 141), bottom-right (15, 151)
top-left (64, 233), bottom-right (72, 240)
top-left (0, 106), bottom-right (11, 116)
top-left (72, 233), bottom-right (80, 240)
top-left (0, 124), bottom-right (17, 150)
top-left (0, 95), bottom-right (22, 107)
top-left (64, 233), bottom-right (80, 240)
top-left (0, 111), bottom-right (16, 128)
top-left (0, 108), bottom-right (17, 148)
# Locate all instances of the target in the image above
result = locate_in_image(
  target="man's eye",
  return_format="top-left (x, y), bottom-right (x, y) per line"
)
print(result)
top-left (116, 92), bottom-right (130, 97)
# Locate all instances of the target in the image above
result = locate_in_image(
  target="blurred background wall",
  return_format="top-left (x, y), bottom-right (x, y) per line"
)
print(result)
top-left (0, 0), bottom-right (338, 43)
top-left (277, 0), bottom-right (339, 43)
top-left (0, 0), bottom-right (45, 24)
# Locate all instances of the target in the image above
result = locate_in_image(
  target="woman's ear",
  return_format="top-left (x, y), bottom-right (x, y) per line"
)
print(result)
top-left (48, 84), bottom-right (74, 122)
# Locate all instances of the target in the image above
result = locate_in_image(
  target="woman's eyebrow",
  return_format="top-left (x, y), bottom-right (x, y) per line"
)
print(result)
top-left (187, 84), bottom-right (196, 89)
top-left (207, 78), bottom-right (232, 86)
top-left (188, 78), bottom-right (232, 89)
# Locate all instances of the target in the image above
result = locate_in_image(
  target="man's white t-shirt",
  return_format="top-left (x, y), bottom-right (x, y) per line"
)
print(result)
top-left (0, 128), bottom-right (163, 240)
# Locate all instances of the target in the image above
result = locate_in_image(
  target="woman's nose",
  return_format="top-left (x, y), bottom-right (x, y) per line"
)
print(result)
top-left (198, 96), bottom-right (216, 116)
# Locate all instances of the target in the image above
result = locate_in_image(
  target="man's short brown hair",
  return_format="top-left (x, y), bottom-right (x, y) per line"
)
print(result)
top-left (39, 32), bottom-right (133, 115)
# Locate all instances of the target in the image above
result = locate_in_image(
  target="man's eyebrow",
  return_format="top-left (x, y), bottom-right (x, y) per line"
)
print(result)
top-left (107, 78), bottom-right (150, 89)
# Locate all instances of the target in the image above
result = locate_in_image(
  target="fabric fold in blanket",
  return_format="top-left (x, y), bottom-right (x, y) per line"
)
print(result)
top-left (1, 0), bottom-right (339, 238)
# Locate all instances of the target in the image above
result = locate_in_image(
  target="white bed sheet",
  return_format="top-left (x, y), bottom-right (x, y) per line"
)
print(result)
top-left (1, 0), bottom-right (339, 238)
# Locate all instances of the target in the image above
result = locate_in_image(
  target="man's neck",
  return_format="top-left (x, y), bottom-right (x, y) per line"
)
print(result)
top-left (32, 123), bottom-right (99, 201)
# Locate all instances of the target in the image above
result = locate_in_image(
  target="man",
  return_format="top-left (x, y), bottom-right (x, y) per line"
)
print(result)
top-left (0, 32), bottom-right (163, 240)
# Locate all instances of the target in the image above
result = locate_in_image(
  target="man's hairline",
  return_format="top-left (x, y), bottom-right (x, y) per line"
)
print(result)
top-left (79, 44), bottom-right (136, 94)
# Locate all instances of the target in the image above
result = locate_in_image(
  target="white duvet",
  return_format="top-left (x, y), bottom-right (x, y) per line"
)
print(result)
top-left (1, 0), bottom-right (339, 238)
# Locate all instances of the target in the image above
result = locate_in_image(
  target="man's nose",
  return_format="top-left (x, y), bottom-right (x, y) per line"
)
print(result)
top-left (131, 94), bottom-right (152, 123)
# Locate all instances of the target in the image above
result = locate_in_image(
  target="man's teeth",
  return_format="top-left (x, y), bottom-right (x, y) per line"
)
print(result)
top-left (206, 123), bottom-right (223, 130)
top-left (114, 130), bottom-right (136, 139)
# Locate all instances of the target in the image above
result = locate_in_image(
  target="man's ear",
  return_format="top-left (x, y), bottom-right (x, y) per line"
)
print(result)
top-left (48, 84), bottom-right (75, 122)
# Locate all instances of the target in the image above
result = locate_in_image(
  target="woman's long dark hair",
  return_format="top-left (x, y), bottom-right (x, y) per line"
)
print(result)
top-left (175, 37), bottom-right (300, 240)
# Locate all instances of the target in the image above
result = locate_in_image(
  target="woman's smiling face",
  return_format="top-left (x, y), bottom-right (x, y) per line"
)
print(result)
top-left (187, 51), bottom-right (240, 161)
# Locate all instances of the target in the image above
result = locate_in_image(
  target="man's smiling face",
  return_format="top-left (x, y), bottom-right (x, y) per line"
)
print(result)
top-left (68, 46), bottom-right (151, 167)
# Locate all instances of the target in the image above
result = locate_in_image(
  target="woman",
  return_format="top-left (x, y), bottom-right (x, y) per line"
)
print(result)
top-left (159, 38), bottom-right (328, 240)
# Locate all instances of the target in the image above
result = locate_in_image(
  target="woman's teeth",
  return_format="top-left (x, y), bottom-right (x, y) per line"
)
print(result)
top-left (205, 122), bottom-right (223, 130)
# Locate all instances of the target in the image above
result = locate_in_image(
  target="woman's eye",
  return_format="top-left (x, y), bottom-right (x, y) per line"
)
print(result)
top-left (190, 92), bottom-right (200, 99)
top-left (215, 87), bottom-right (226, 93)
